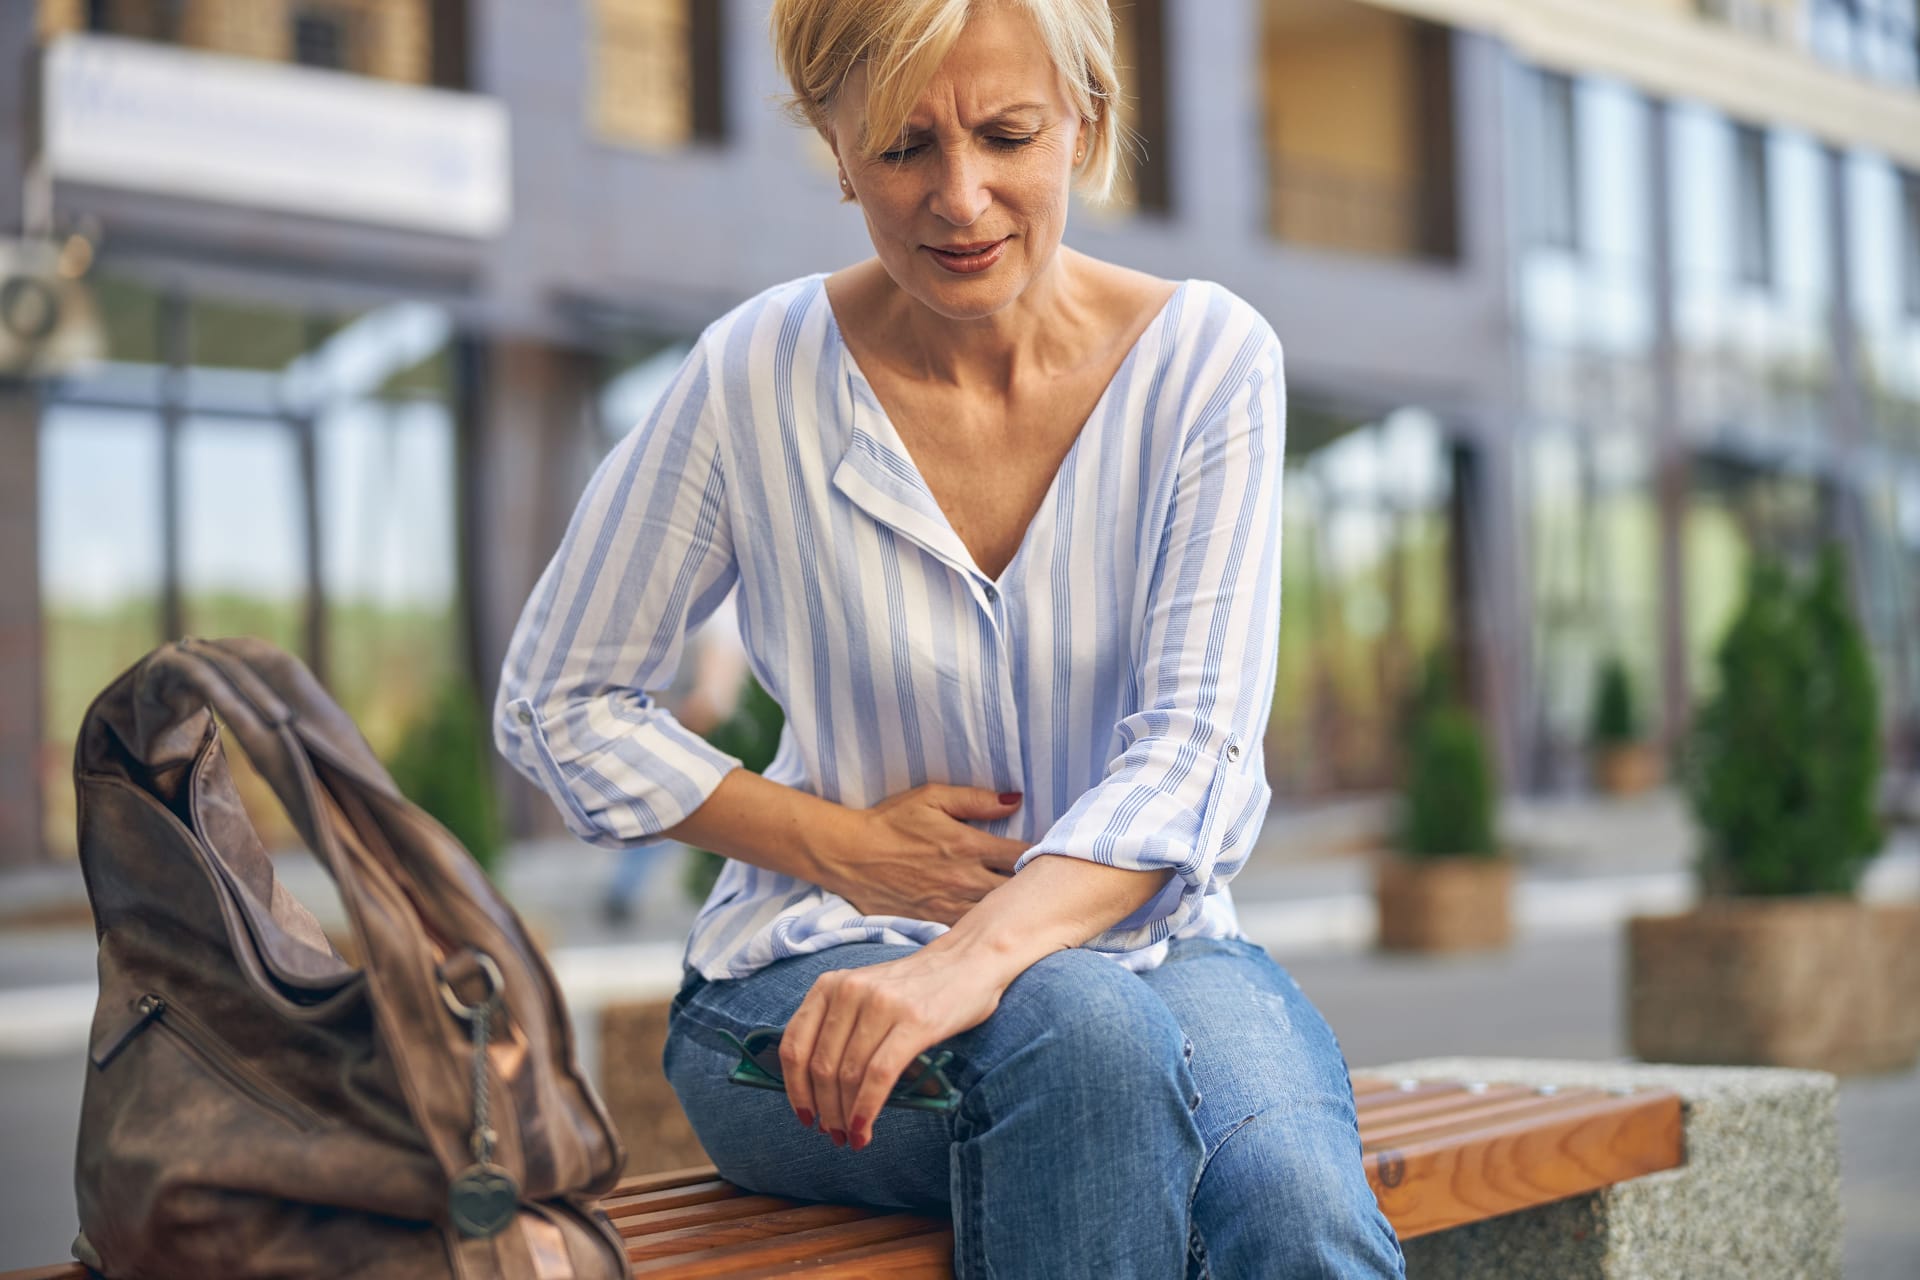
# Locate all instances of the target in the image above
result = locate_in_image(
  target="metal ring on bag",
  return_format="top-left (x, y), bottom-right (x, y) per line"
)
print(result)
top-left (438, 951), bottom-right (505, 1022)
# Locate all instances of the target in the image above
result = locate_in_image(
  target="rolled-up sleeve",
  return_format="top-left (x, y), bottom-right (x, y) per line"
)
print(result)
top-left (492, 337), bottom-right (745, 850)
top-left (1012, 325), bottom-right (1285, 952)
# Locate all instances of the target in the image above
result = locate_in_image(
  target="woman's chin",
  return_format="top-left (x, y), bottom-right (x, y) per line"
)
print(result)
top-left (898, 255), bottom-right (1032, 320)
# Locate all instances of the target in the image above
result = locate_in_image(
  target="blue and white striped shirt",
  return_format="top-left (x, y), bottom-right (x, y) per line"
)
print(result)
top-left (494, 272), bottom-right (1286, 982)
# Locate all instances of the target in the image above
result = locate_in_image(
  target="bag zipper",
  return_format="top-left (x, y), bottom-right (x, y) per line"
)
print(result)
top-left (135, 993), bottom-right (326, 1132)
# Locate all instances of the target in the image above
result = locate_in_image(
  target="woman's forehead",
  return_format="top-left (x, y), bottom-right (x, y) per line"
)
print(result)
top-left (839, 3), bottom-right (1071, 130)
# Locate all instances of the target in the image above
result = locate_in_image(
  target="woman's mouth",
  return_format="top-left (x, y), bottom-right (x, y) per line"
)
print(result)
top-left (926, 238), bottom-right (1008, 274)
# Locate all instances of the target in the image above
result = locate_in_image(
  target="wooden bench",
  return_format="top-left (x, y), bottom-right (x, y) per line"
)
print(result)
top-left (1, 1074), bottom-right (1684, 1278)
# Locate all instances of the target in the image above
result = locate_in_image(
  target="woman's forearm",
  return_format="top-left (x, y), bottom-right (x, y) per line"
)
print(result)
top-left (656, 768), bottom-right (861, 893)
top-left (922, 854), bottom-right (1178, 982)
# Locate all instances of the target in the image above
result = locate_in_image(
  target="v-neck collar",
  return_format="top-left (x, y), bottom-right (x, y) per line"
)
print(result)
top-left (824, 275), bottom-right (1191, 594)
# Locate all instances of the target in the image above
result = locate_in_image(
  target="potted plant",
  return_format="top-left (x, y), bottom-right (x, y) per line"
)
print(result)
top-left (1588, 653), bottom-right (1662, 795)
top-left (1375, 649), bottom-right (1513, 952)
top-left (1628, 545), bottom-right (1920, 1074)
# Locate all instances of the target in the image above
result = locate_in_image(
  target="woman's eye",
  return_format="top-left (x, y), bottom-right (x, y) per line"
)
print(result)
top-left (880, 144), bottom-right (925, 163)
top-left (990, 136), bottom-right (1037, 150)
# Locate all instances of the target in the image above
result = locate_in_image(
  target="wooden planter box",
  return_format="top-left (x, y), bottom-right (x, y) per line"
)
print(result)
top-left (1629, 898), bottom-right (1920, 1075)
top-left (599, 997), bottom-right (716, 1175)
top-left (1591, 741), bottom-right (1662, 796)
top-left (1374, 853), bottom-right (1514, 953)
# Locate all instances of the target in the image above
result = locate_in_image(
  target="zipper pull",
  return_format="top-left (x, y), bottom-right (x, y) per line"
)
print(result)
top-left (91, 994), bottom-right (166, 1069)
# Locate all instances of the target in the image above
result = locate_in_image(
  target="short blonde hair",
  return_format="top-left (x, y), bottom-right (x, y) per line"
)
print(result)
top-left (770, 0), bottom-right (1127, 204)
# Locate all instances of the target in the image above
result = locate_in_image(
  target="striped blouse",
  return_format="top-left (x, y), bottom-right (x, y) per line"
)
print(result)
top-left (493, 271), bottom-right (1286, 982)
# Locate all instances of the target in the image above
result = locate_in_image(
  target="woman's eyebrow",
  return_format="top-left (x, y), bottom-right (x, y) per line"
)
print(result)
top-left (901, 103), bottom-right (1051, 131)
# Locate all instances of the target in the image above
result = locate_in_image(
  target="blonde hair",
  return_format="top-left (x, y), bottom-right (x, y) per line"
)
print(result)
top-left (770, 0), bottom-right (1127, 204)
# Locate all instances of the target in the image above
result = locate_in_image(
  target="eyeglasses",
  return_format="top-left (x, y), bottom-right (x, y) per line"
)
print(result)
top-left (718, 1024), bottom-right (962, 1114)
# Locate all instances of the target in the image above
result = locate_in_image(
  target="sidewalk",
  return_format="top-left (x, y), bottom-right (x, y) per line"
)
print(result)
top-left (2, 787), bottom-right (1916, 1057)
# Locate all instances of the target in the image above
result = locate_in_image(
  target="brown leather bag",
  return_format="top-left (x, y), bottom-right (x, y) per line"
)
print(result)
top-left (69, 636), bottom-right (629, 1278)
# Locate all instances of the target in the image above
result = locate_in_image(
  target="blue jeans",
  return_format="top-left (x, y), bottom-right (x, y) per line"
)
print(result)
top-left (661, 935), bottom-right (1406, 1278)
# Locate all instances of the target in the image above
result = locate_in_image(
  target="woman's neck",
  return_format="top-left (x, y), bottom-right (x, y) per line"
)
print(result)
top-left (848, 249), bottom-right (1100, 396)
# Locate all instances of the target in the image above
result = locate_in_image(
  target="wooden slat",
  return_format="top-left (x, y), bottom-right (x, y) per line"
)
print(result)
top-left (1362, 1088), bottom-right (1597, 1145)
top-left (1362, 1088), bottom-right (1685, 1240)
top-left (627, 1204), bottom-right (883, 1262)
top-left (722, 1227), bottom-right (958, 1278)
top-left (603, 1179), bottom-right (750, 1221)
top-left (1354, 1080), bottom-right (1467, 1113)
top-left (614, 1194), bottom-right (818, 1239)
top-left (626, 1213), bottom-right (949, 1277)
top-left (0, 1268), bottom-right (87, 1280)
top-left (1356, 1083), bottom-right (1537, 1125)
top-left (611, 1166), bottom-right (738, 1197)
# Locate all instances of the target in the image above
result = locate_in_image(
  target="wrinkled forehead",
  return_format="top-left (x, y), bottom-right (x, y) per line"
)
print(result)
top-left (837, 4), bottom-right (1074, 145)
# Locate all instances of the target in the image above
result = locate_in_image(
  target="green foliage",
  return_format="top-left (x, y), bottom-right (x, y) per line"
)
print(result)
top-left (1682, 544), bottom-right (1885, 897)
top-left (1398, 704), bottom-right (1500, 859)
top-left (1396, 645), bottom-right (1460, 755)
top-left (1588, 654), bottom-right (1640, 747)
top-left (386, 677), bottom-right (504, 878)
top-left (683, 675), bottom-right (787, 903)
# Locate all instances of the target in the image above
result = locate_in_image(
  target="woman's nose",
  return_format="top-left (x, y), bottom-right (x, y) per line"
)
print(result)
top-left (928, 147), bottom-right (990, 225)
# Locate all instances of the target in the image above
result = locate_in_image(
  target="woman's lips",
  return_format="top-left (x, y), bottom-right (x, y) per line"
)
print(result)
top-left (926, 238), bottom-right (1008, 274)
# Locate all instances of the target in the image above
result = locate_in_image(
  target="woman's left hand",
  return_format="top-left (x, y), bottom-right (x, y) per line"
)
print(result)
top-left (779, 942), bottom-right (1012, 1151)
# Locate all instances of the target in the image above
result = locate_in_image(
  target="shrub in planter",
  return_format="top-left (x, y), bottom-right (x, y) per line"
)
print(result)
top-left (1377, 668), bottom-right (1512, 952)
top-left (1588, 654), bottom-right (1661, 795)
top-left (1631, 544), bottom-right (1918, 1073)
top-left (682, 674), bottom-right (786, 904)
top-left (386, 676), bottom-right (504, 879)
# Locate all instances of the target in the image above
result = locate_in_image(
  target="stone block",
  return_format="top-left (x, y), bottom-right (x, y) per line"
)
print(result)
top-left (1366, 1056), bottom-right (1840, 1280)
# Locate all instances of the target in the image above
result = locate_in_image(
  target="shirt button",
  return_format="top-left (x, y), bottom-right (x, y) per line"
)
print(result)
top-left (984, 584), bottom-right (998, 602)
top-left (516, 707), bottom-right (534, 726)
top-left (1225, 742), bottom-right (1241, 762)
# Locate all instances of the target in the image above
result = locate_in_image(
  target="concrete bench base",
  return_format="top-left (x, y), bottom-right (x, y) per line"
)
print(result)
top-left (1369, 1057), bottom-right (1840, 1280)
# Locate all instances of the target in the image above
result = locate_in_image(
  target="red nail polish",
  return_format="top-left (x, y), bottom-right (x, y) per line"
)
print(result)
top-left (796, 1109), bottom-right (812, 1127)
top-left (999, 792), bottom-right (1022, 804)
top-left (830, 1128), bottom-right (846, 1146)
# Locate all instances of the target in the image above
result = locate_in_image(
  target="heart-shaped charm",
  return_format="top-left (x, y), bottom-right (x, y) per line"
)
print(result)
top-left (449, 1162), bottom-right (519, 1238)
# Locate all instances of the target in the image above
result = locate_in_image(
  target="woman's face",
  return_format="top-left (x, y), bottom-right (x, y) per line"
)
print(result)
top-left (828, 2), bottom-right (1084, 322)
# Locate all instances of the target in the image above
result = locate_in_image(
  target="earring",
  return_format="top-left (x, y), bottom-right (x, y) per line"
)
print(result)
top-left (1074, 147), bottom-right (1085, 164)
top-left (839, 172), bottom-right (851, 193)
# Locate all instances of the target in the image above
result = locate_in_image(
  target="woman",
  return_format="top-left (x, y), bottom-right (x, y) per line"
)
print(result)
top-left (495, 0), bottom-right (1404, 1274)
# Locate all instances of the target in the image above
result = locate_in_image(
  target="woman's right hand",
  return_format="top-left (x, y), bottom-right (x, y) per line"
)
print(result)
top-left (833, 786), bottom-right (1030, 925)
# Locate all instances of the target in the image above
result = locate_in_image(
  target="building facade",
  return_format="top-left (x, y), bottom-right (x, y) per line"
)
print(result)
top-left (3, 0), bottom-right (1917, 864)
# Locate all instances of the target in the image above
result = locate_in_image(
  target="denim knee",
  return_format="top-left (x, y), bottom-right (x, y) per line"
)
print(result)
top-left (1192, 1110), bottom-right (1405, 1278)
top-left (958, 948), bottom-right (1199, 1131)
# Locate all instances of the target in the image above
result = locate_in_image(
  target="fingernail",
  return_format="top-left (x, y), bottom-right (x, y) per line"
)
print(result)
top-left (796, 1108), bottom-right (813, 1128)
top-left (830, 1128), bottom-right (846, 1147)
top-left (998, 792), bottom-right (1022, 804)
top-left (851, 1130), bottom-right (869, 1151)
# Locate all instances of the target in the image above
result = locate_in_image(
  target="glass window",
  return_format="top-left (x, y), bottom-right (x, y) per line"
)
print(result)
top-left (39, 405), bottom-right (165, 858)
top-left (1262, 0), bottom-right (1457, 261)
top-left (1904, 169), bottom-right (1920, 317)
top-left (317, 396), bottom-right (460, 759)
top-left (1269, 406), bottom-right (1453, 794)
top-left (293, 7), bottom-right (352, 70)
top-left (1110, 0), bottom-right (1172, 215)
top-left (1534, 69), bottom-right (1580, 252)
top-left (1734, 123), bottom-right (1773, 289)
top-left (177, 415), bottom-right (309, 655)
top-left (590, 0), bottom-right (725, 148)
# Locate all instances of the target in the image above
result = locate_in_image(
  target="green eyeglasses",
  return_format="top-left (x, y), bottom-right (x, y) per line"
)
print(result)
top-left (718, 1024), bottom-right (962, 1114)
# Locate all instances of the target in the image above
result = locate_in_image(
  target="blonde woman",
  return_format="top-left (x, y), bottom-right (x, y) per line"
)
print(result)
top-left (495, 0), bottom-right (1404, 1273)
